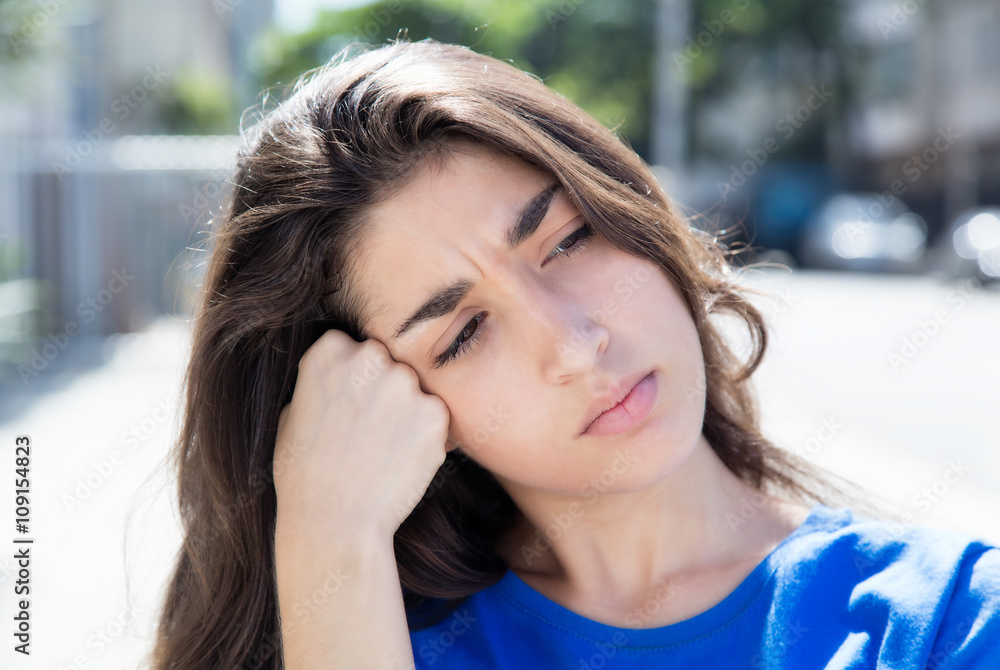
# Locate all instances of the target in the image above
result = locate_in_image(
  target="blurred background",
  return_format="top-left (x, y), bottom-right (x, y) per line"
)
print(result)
top-left (1, 0), bottom-right (998, 667)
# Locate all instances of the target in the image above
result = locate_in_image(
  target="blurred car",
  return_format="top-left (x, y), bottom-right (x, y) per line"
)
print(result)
top-left (747, 162), bottom-right (838, 260)
top-left (796, 193), bottom-right (928, 272)
top-left (928, 208), bottom-right (1000, 283)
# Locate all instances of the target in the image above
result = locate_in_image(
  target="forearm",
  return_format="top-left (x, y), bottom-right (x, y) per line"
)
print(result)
top-left (275, 523), bottom-right (415, 669)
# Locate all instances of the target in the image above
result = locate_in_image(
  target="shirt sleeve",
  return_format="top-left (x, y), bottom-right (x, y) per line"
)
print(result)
top-left (925, 544), bottom-right (1000, 669)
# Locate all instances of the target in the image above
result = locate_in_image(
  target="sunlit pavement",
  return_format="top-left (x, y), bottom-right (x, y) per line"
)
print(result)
top-left (742, 268), bottom-right (1000, 544)
top-left (0, 270), bottom-right (998, 668)
top-left (0, 318), bottom-right (192, 669)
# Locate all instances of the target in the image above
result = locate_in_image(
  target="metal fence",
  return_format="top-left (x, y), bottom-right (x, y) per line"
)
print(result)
top-left (0, 135), bottom-right (238, 382)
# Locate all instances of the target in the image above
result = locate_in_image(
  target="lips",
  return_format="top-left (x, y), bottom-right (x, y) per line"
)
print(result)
top-left (580, 370), bottom-right (653, 436)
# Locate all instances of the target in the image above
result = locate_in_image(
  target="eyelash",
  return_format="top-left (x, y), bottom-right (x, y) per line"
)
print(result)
top-left (431, 224), bottom-right (596, 369)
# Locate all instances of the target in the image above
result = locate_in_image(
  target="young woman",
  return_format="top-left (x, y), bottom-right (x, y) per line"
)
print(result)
top-left (152, 40), bottom-right (1000, 669)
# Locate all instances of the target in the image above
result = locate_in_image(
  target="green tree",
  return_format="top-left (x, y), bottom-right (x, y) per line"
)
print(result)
top-left (247, 0), bottom-right (850, 166)
top-left (248, 0), bottom-right (656, 158)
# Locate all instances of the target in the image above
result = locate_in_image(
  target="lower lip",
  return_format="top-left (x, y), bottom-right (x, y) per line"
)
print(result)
top-left (583, 372), bottom-right (657, 437)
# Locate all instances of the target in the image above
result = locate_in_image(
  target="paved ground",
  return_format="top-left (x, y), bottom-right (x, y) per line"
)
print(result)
top-left (741, 268), bottom-right (1000, 543)
top-left (0, 319), bottom-right (191, 669)
top-left (0, 269), bottom-right (997, 668)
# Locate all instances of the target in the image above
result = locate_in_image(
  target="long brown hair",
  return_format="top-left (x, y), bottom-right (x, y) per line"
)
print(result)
top-left (152, 38), bottom-right (856, 669)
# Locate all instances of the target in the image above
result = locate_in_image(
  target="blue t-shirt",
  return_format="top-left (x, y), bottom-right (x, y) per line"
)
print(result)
top-left (408, 504), bottom-right (1000, 668)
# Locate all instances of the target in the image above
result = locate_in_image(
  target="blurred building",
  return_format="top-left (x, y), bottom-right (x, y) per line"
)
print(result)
top-left (845, 0), bottom-right (1000, 238)
top-left (1, 0), bottom-right (271, 380)
top-left (5, 0), bottom-right (999, 384)
top-left (668, 0), bottom-right (1000, 260)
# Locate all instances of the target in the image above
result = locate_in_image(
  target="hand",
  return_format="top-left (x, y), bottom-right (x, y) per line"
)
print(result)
top-left (273, 329), bottom-right (452, 540)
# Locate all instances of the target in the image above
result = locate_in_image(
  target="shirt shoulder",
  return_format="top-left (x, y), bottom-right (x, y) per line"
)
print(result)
top-left (925, 542), bottom-right (1000, 668)
top-left (767, 505), bottom-right (1000, 668)
top-left (407, 505), bottom-right (1000, 669)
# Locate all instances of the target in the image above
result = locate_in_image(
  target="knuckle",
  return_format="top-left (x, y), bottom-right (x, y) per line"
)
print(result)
top-left (359, 335), bottom-right (387, 351)
top-left (392, 359), bottom-right (417, 379)
top-left (357, 339), bottom-right (392, 365)
top-left (298, 343), bottom-right (323, 370)
top-left (315, 331), bottom-right (346, 356)
top-left (423, 394), bottom-right (450, 425)
top-left (396, 364), bottom-right (425, 391)
top-left (301, 331), bottom-right (351, 370)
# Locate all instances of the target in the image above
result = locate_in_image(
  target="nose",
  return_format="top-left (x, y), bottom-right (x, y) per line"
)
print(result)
top-left (512, 278), bottom-right (609, 383)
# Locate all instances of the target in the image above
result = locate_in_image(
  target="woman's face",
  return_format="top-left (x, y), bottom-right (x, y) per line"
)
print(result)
top-left (350, 143), bottom-right (708, 497)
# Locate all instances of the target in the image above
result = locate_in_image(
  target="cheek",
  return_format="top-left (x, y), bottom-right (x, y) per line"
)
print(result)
top-left (592, 252), bottom-right (660, 315)
top-left (657, 291), bottom-right (708, 417)
top-left (438, 368), bottom-right (516, 456)
top-left (449, 402), bottom-right (512, 455)
top-left (609, 258), bottom-right (707, 408)
top-left (444, 382), bottom-right (549, 466)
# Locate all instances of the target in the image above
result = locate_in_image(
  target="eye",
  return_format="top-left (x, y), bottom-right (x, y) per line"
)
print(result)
top-left (432, 223), bottom-right (596, 369)
top-left (543, 224), bottom-right (595, 266)
top-left (433, 311), bottom-right (486, 368)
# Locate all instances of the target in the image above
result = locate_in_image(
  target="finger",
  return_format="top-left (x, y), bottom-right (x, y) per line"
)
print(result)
top-left (363, 335), bottom-right (400, 365)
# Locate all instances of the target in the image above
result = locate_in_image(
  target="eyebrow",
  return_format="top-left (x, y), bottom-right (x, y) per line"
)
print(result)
top-left (391, 181), bottom-right (561, 342)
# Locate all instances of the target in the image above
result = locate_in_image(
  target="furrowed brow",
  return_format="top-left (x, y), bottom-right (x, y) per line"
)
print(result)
top-left (391, 181), bottom-right (561, 342)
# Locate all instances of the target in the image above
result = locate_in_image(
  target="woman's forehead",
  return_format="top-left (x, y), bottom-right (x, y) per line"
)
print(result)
top-left (349, 146), bottom-right (559, 342)
top-left (366, 144), bottom-right (551, 239)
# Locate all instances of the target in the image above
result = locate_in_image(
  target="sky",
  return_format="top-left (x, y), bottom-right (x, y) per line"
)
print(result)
top-left (273, 0), bottom-right (374, 32)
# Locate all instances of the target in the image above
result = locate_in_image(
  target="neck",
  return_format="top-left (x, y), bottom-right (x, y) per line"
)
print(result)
top-left (494, 434), bottom-right (806, 602)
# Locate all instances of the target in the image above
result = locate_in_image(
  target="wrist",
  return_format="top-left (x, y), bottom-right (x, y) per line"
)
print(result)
top-left (274, 509), bottom-right (394, 558)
